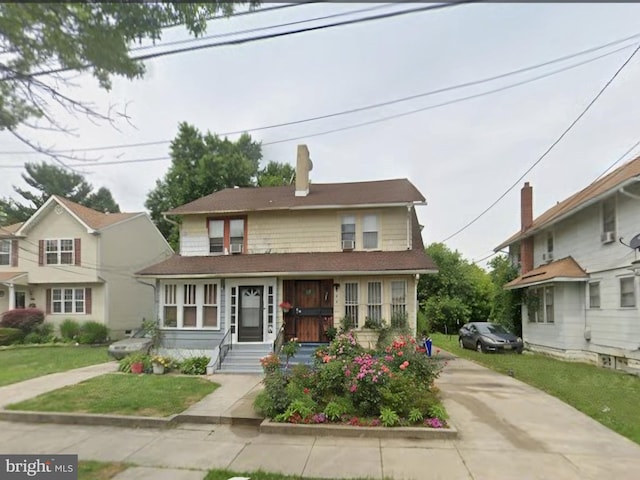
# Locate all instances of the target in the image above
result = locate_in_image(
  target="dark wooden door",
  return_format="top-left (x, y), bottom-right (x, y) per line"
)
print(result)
top-left (238, 286), bottom-right (263, 342)
top-left (295, 281), bottom-right (320, 342)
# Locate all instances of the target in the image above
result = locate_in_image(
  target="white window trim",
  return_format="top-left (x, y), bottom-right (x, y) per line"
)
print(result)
top-left (51, 287), bottom-right (85, 314)
top-left (366, 281), bottom-right (383, 325)
top-left (527, 286), bottom-right (554, 324)
top-left (602, 197), bottom-right (616, 235)
top-left (619, 276), bottom-right (636, 309)
top-left (0, 239), bottom-right (11, 266)
top-left (45, 238), bottom-right (74, 265)
top-left (160, 281), bottom-right (221, 330)
top-left (362, 214), bottom-right (379, 250)
top-left (390, 279), bottom-right (407, 317)
top-left (588, 281), bottom-right (601, 309)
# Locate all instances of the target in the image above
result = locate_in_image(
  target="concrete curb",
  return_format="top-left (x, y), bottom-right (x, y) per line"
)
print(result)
top-left (259, 418), bottom-right (458, 439)
top-left (0, 410), bottom-right (264, 429)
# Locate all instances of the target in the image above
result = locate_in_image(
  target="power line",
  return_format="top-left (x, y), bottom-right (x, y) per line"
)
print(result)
top-left (440, 43), bottom-right (640, 244)
top-left (0, 42), bottom-right (634, 170)
top-left (131, 3), bottom-right (397, 53)
top-left (1, 1), bottom-right (477, 82)
top-left (2, 31), bottom-right (637, 157)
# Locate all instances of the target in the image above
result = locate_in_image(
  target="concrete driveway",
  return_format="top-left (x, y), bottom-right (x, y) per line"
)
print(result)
top-left (0, 356), bottom-right (639, 479)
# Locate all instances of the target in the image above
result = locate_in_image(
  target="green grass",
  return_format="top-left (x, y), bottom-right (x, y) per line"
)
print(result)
top-left (78, 461), bottom-right (128, 480)
top-left (432, 332), bottom-right (640, 445)
top-left (7, 373), bottom-right (219, 417)
top-left (205, 469), bottom-right (390, 480)
top-left (0, 346), bottom-right (110, 386)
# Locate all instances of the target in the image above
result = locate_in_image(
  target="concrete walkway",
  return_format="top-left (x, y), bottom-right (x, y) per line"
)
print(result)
top-left (1, 357), bottom-right (640, 479)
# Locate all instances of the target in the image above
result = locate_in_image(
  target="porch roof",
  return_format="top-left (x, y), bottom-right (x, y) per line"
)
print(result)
top-left (0, 272), bottom-right (28, 284)
top-left (504, 256), bottom-right (588, 290)
top-left (136, 249), bottom-right (436, 277)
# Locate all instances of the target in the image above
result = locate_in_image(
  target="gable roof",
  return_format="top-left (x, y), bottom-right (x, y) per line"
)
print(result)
top-left (167, 179), bottom-right (426, 215)
top-left (504, 256), bottom-right (588, 290)
top-left (17, 196), bottom-right (141, 235)
top-left (138, 208), bottom-right (436, 277)
top-left (495, 154), bottom-right (640, 251)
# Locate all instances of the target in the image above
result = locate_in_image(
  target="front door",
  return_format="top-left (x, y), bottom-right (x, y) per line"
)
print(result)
top-left (14, 291), bottom-right (26, 309)
top-left (295, 280), bottom-right (321, 342)
top-left (238, 286), bottom-right (264, 342)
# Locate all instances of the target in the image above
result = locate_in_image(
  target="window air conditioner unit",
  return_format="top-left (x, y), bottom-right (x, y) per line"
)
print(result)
top-left (230, 243), bottom-right (243, 254)
top-left (601, 231), bottom-right (616, 244)
top-left (342, 240), bottom-right (355, 251)
top-left (542, 252), bottom-right (554, 263)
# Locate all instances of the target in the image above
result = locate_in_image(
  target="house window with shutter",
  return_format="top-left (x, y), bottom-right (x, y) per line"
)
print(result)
top-left (44, 238), bottom-right (77, 265)
top-left (50, 287), bottom-right (88, 314)
top-left (0, 240), bottom-right (10, 265)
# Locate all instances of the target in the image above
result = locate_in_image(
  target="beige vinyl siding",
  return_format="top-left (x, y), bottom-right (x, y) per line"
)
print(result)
top-left (100, 215), bottom-right (174, 337)
top-left (23, 206), bottom-right (99, 284)
top-left (179, 207), bottom-right (410, 255)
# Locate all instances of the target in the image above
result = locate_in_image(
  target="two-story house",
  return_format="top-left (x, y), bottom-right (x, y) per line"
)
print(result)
top-left (495, 155), bottom-right (640, 372)
top-left (137, 145), bottom-right (436, 368)
top-left (0, 195), bottom-right (173, 338)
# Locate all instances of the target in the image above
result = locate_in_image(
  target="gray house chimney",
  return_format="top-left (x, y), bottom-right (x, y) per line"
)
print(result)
top-left (295, 144), bottom-right (313, 197)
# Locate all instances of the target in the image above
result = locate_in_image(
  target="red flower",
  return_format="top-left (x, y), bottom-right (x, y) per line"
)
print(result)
top-left (303, 388), bottom-right (310, 394)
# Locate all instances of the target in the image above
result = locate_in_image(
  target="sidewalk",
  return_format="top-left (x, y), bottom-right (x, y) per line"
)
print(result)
top-left (2, 356), bottom-right (640, 479)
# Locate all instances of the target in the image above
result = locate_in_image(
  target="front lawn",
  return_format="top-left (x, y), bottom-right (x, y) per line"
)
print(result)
top-left (0, 346), bottom-right (110, 386)
top-left (432, 332), bottom-right (640, 445)
top-left (7, 373), bottom-right (219, 417)
top-left (78, 461), bottom-right (128, 480)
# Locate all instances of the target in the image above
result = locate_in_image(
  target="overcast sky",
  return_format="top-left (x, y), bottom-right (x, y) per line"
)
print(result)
top-left (2, 2), bottom-right (640, 267)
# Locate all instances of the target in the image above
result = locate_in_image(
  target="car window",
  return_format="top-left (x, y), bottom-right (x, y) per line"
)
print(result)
top-left (132, 329), bottom-right (150, 338)
top-left (477, 323), bottom-right (509, 334)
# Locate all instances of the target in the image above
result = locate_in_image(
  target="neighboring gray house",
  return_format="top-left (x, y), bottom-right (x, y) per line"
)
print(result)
top-left (137, 145), bottom-right (436, 371)
top-left (495, 155), bottom-right (640, 372)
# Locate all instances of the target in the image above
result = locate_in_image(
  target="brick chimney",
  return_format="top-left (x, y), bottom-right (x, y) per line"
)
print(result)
top-left (520, 182), bottom-right (534, 274)
top-left (295, 144), bottom-right (313, 197)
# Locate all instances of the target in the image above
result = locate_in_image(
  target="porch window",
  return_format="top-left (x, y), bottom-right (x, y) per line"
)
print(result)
top-left (344, 282), bottom-right (359, 328)
top-left (203, 283), bottom-right (218, 328)
top-left (208, 220), bottom-right (224, 254)
top-left (527, 286), bottom-right (554, 323)
top-left (391, 280), bottom-right (407, 319)
top-left (363, 214), bottom-right (379, 249)
top-left (367, 281), bottom-right (382, 326)
top-left (0, 240), bottom-right (10, 265)
top-left (183, 284), bottom-right (197, 327)
top-left (341, 216), bottom-right (356, 246)
top-left (588, 282), bottom-right (600, 308)
top-left (46, 238), bottom-right (74, 265)
top-left (52, 287), bottom-right (85, 314)
top-left (620, 277), bottom-right (636, 308)
top-left (545, 287), bottom-right (554, 323)
top-left (163, 284), bottom-right (178, 327)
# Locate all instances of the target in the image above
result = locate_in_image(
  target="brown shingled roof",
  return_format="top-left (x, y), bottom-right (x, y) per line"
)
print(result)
top-left (496, 154), bottom-right (640, 250)
top-left (53, 196), bottom-right (140, 230)
top-left (504, 256), bottom-right (588, 290)
top-left (167, 179), bottom-right (426, 215)
top-left (0, 223), bottom-right (23, 236)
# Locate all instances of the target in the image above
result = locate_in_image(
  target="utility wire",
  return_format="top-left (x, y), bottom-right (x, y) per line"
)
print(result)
top-left (440, 43), bottom-right (640, 244)
top-left (2, 31), bottom-right (637, 157)
top-left (0, 1), bottom-right (477, 82)
top-left (0, 42), bottom-right (634, 170)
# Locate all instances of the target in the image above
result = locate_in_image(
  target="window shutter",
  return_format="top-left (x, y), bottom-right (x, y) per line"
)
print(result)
top-left (46, 288), bottom-right (51, 315)
top-left (74, 238), bottom-right (81, 266)
top-left (38, 240), bottom-right (44, 266)
top-left (11, 239), bottom-right (18, 267)
top-left (85, 288), bottom-right (92, 314)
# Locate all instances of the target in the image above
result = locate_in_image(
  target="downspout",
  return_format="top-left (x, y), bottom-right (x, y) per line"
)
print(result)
top-left (406, 204), bottom-right (412, 250)
top-left (136, 278), bottom-right (159, 331)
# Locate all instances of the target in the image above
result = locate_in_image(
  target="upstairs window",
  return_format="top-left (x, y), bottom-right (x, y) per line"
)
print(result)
top-left (45, 239), bottom-right (74, 265)
top-left (341, 216), bottom-right (356, 247)
top-left (0, 240), bottom-right (11, 265)
top-left (229, 219), bottom-right (245, 253)
top-left (546, 232), bottom-right (553, 255)
top-left (208, 218), bottom-right (245, 254)
top-left (208, 220), bottom-right (224, 254)
top-left (363, 214), bottom-right (379, 249)
top-left (602, 198), bottom-right (616, 234)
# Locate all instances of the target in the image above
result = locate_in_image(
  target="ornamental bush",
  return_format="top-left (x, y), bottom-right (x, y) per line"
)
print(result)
top-left (59, 319), bottom-right (81, 341)
top-left (0, 327), bottom-right (23, 345)
top-left (0, 308), bottom-right (44, 334)
top-left (77, 321), bottom-right (109, 344)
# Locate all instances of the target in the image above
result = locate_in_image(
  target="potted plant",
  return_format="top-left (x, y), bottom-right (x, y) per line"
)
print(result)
top-left (129, 353), bottom-right (146, 374)
top-left (151, 355), bottom-right (170, 374)
top-left (279, 301), bottom-right (293, 314)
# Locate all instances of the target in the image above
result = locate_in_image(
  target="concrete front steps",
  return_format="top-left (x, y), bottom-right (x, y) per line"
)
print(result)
top-left (281, 343), bottom-right (327, 367)
top-left (218, 343), bottom-right (272, 373)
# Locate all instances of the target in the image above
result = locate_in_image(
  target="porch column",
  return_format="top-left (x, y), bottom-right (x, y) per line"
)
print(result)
top-left (7, 283), bottom-right (15, 310)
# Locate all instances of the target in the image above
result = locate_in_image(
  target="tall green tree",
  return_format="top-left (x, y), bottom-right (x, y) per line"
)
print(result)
top-left (418, 243), bottom-right (494, 334)
top-left (257, 161), bottom-right (295, 187)
top-left (0, 162), bottom-right (120, 225)
top-left (488, 254), bottom-right (522, 335)
top-left (0, 2), bottom-right (256, 156)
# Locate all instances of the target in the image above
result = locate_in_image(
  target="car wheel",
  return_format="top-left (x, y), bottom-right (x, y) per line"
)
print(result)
top-left (458, 337), bottom-right (465, 349)
top-left (476, 341), bottom-right (485, 353)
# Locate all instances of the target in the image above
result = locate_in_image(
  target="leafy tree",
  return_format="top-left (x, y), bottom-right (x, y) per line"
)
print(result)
top-left (418, 243), bottom-right (494, 334)
top-left (0, 2), bottom-right (256, 159)
top-left (0, 162), bottom-right (120, 224)
top-left (488, 254), bottom-right (522, 335)
top-left (257, 161), bottom-right (295, 187)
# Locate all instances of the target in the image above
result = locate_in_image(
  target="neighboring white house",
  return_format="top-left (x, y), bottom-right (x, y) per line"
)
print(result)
top-left (0, 195), bottom-right (174, 338)
top-left (495, 155), bottom-right (640, 372)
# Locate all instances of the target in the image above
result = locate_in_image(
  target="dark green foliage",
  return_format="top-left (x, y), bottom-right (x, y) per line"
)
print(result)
top-left (179, 356), bottom-right (210, 375)
top-left (23, 323), bottom-right (55, 344)
top-left (0, 308), bottom-right (44, 334)
top-left (59, 319), bottom-right (81, 341)
top-left (338, 316), bottom-right (355, 333)
top-left (254, 370), bottom-right (289, 418)
top-left (256, 161), bottom-right (295, 187)
top-left (77, 321), bottom-right (109, 345)
top-left (488, 254), bottom-right (523, 335)
top-left (119, 353), bottom-right (152, 374)
top-left (0, 327), bottom-right (23, 345)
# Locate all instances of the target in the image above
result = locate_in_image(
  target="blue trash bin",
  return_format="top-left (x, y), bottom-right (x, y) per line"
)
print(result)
top-left (424, 337), bottom-right (433, 357)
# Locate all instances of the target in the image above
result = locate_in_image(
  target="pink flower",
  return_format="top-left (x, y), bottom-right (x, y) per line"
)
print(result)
top-left (397, 351), bottom-right (403, 356)
top-left (384, 355), bottom-right (393, 361)
top-left (399, 364), bottom-right (407, 370)
top-left (323, 355), bottom-right (331, 363)
top-left (350, 384), bottom-right (357, 393)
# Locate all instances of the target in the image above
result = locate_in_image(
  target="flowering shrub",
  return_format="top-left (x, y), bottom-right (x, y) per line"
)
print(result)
top-left (282, 338), bottom-right (301, 365)
top-left (151, 355), bottom-right (172, 368)
top-left (254, 330), bottom-right (447, 428)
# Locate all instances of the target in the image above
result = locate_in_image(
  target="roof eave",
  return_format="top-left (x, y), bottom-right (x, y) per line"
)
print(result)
top-left (504, 276), bottom-right (589, 290)
top-left (16, 196), bottom-right (97, 235)
top-left (137, 268), bottom-right (438, 279)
